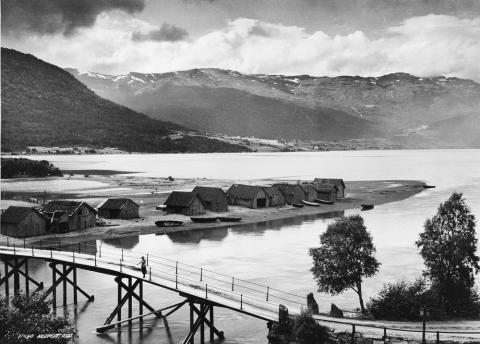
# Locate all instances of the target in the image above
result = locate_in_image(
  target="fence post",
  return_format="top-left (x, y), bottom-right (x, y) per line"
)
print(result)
top-left (200, 268), bottom-right (203, 282)
top-left (232, 277), bottom-right (235, 291)
top-left (266, 286), bottom-right (269, 301)
top-left (149, 267), bottom-right (152, 281)
top-left (422, 306), bottom-right (427, 344)
top-left (146, 253), bottom-right (149, 266)
top-left (72, 251), bottom-right (75, 263)
top-left (50, 248), bottom-right (53, 259)
top-left (351, 324), bottom-right (355, 344)
top-left (436, 331), bottom-right (440, 344)
top-left (175, 273), bottom-right (178, 289)
top-left (383, 327), bottom-right (387, 340)
top-left (99, 245), bottom-right (102, 258)
top-left (121, 249), bottom-right (124, 261)
top-left (120, 259), bottom-right (122, 273)
top-left (24, 238), bottom-right (26, 248)
top-left (94, 254), bottom-right (97, 266)
top-left (240, 294), bottom-right (243, 309)
top-left (13, 243), bottom-right (16, 255)
top-left (205, 284), bottom-right (208, 299)
top-left (175, 261), bottom-right (178, 275)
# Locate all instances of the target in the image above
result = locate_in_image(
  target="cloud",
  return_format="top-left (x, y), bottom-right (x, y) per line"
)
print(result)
top-left (4, 15), bottom-right (480, 82)
top-left (1, 0), bottom-right (145, 36)
top-left (131, 23), bottom-right (189, 42)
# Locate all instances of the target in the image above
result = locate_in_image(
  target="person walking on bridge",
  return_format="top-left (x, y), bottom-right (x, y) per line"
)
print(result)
top-left (138, 256), bottom-right (147, 278)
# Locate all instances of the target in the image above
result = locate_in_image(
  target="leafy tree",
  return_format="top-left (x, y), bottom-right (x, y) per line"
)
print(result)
top-left (0, 292), bottom-right (75, 344)
top-left (416, 192), bottom-right (479, 316)
top-left (309, 215), bottom-right (380, 313)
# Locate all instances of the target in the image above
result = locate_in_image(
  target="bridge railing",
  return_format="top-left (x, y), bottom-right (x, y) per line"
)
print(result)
top-left (1, 238), bottom-right (307, 317)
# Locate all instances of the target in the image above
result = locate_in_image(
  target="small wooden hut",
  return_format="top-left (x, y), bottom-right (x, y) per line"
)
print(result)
top-left (301, 183), bottom-right (318, 202)
top-left (193, 186), bottom-right (228, 212)
top-left (272, 184), bottom-right (307, 205)
top-left (98, 198), bottom-right (140, 219)
top-left (315, 183), bottom-right (338, 202)
top-left (164, 191), bottom-right (206, 215)
top-left (0, 206), bottom-right (49, 237)
top-left (314, 178), bottom-right (346, 198)
top-left (226, 184), bottom-right (269, 209)
top-left (262, 186), bottom-right (286, 207)
top-left (43, 201), bottom-right (97, 233)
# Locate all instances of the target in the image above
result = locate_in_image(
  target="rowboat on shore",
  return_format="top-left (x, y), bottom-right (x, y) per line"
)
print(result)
top-left (218, 216), bottom-right (242, 222)
top-left (361, 204), bottom-right (374, 211)
top-left (423, 185), bottom-right (436, 189)
top-left (155, 220), bottom-right (183, 227)
top-left (302, 200), bottom-right (320, 207)
top-left (190, 217), bottom-right (219, 223)
top-left (314, 199), bottom-right (335, 205)
top-left (291, 203), bottom-right (304, 208)
top-left (156, 205), bottom-right (167, 210)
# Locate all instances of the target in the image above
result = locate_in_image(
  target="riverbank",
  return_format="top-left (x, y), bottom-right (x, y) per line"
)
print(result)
top-left (0, 173), bottom-right (426, 246)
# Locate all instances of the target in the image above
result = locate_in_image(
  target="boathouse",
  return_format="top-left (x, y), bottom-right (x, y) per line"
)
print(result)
top-left (164, 191), bottom-right (206, 216)
top-left (272, 184), bottom-right (307, 205)
top-left (314, 178), bottom-right (346, 198)
top-left (193, 186), bottom-right (228, 212)
top-left (98, 198), bottom-right (140, 219)
top-left (262, 186), bottom-right (286, 207)
top-left (43, 201), bottom-right (97, 233)
top-left (301, 183), bottom-right (318, 202)
top-left (226, 184), bottom-right (269, 209)
top-left (315, 184), bottom-right (338, 202)
top-left (1, 206), bottom-right (49, 237)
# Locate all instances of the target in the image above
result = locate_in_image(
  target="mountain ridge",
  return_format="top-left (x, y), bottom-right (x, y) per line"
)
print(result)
top-left (1, 48), bottom-right (248, 153)
top-left (67, 67), bottom-right (480, 148)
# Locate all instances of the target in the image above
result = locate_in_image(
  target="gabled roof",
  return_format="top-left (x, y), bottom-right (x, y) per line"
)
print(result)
top-left (165, 191), bottom-right (202, 207)
top-left (315, 183), bottom-right (339, 192)
top-left (226, 184), bottom-right (264, 200)
top-left (272, 183), bottom-right (306, 196)
top-left (43, 201), bottom-right (97, 216)
top-left (313, 178), bottom-right (345, 188)
top-left (193, 186), bottom-right (227, 203)
top-left (262, 186), bottom-right (283, 198)
top-left (301, 183), bottom-right (318, 194)
top-left (1, 206), bottom-right (46, 224)
top-left (99, 198), bottom-right (139, 210)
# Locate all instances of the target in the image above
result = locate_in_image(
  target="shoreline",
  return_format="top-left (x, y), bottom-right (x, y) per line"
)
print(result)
top-left (0, 175), bottom-right (426, 246)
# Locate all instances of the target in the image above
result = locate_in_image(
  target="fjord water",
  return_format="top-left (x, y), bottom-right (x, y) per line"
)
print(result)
top-left (20, 150), bottom-right (480, 343)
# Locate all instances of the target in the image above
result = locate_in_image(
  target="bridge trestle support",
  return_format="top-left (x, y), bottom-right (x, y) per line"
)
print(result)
top-left (0, 256), bottom-right (44, 301)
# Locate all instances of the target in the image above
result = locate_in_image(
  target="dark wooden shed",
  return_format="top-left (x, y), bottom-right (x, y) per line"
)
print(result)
top-left (193, 186), bottom-right (228, 212)
top-left (272, 184), bottom-right (307, 205)
top-left (1, 206), bottom-right (49, 237)
top-left (43, 201), bottom-right (97, 233)
top-left (314, 178), bottom-right (346, 198)
top-left (262, 186), bottom-right (286, 207)
top-left (301, 183), bottom-right (318, 202)
top-left (315, 183), bottom-right (338, 202)
top-left (98, 198), bottom-right (140, 219)
top-left (226, 184), bottom-right (269, 209)
top-left (164, 191), bottom-right (206, 216)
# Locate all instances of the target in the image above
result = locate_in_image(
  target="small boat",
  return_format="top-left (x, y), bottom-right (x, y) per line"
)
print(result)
top-left (291, 203), bottom-right (304, 208)
top-left (190, 217), bottom-right (219, 223)
top-left (315, 199), bottom-right (335, 205)
top-left (423, 185), bottom-right (436, 189)
top-left (156, 205), bottom-right (167, 210)
top-left (218, 216), bottom-right (242, 222)
top-left (361, 204), bottom-right (374, 211)
top-left (302, 200), bottom-right (320, 207)
top-left (155, 220), bottom-right (183, 227)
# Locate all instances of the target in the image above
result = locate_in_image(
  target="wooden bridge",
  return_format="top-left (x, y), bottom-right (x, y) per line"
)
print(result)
top-left (1, 241), bottom-right (480, 343)
top-left (0, 240), bottom-right (306, 343)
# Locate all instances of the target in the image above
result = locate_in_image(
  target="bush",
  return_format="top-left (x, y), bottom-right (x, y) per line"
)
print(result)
top-left (293, 311), bottom-right (330, 344)
top-left (367, 279), bottom-right (438, 320)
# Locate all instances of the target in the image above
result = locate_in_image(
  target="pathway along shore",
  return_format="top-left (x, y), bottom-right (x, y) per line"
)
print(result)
top-left (0, 177), bottom-right (426, 246)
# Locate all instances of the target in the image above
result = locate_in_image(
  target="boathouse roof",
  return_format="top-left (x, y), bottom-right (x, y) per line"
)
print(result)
top-left (226, 184), bottom-right (264, 200)
top-left (165, 191), bottom-right (201, 207)
top-left (193, 186), bottom-right (227, 203)
top-left (313, 178), bottom-right (345, 188)
top-left (43, 201), bottom-right (97, 216)
top-left (99, 198), bottom-right (139, 210)
top-left (1, 206), bottom-right (46, 224)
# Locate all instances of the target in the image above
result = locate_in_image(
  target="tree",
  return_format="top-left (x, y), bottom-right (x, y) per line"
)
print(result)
top-left (0, 292), bottom-right (75, 343)
top-left (309, 215), bottom-right (380, 313)
top-left (416, 192), bottom-right (479, 316)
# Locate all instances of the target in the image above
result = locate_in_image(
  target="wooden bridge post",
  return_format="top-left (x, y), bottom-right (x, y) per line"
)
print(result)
top-left (139, 280), bottom-right (143, 324)
top-left (62, 264), bottom-right (67, 307)
top-left (4, 260), bottom-right (9, 298)
top-left (117, 277), bottom-right (122, 327)
top-left (200, 303), bottom-right (205, 343)
top-left (128, 277), bottom-right (133, 327)
top-left (13, 257), bottom-right (20, 293)
top-left (73, 267), bottom-right (78, 305)
top-left (189, 302), bottom-right (194, 344)
top-left (25, 259), bottom-right (29, 301)
top-left (52, 263), bottom-right (57, 309)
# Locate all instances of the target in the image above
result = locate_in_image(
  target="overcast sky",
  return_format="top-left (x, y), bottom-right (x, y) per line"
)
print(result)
top-left (2, 0), bottom-right (480, 80)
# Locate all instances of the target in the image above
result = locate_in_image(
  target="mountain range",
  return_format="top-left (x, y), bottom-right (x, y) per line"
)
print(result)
top-left (1, 48), bottom-right (247, 153)
top-left (68, 68), bottom-right (480, 148)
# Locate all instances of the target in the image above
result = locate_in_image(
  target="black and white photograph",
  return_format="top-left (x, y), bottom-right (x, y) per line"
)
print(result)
top-left (1, 0), bottom-right (480, 343)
